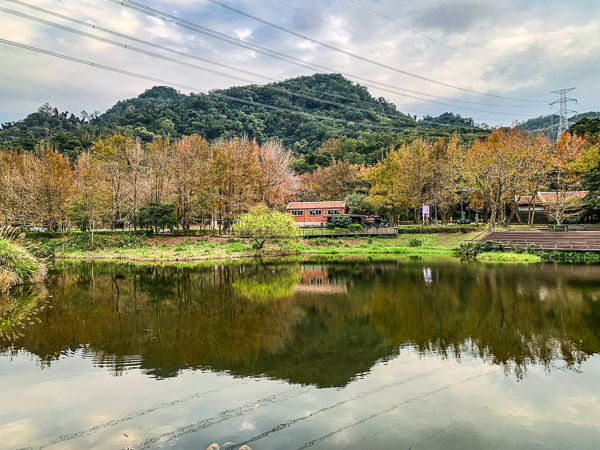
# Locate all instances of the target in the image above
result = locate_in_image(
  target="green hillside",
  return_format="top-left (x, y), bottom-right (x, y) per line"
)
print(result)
top-left (519, 111), bottom-right (600, 141)
top-left (0, 74), bottom-right (489, 164)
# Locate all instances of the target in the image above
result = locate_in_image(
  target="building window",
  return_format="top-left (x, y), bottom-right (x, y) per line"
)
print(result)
top-left (290, 210), bottom-right (303, 216)
top-left (309, 210), bottom-right (322, 216)
top-left (327, 210), bottom-right (341, 216)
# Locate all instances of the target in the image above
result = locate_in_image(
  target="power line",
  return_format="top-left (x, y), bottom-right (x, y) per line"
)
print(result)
top-left (5, 5), bottom-right (543, 120)
top-left (0, 6), bottom-right (260, 84)
top-left (0, 6), bottom-right (485, 127)
top-left (345, 0), bottom-right (539, 82)
top-left (270, 0), bottom-right (491, 83)
top-left (0, 38), bottom-right (452, 136)
top-left (4, 0), bottom-right (275, 82)
top-left (5, 0), bottom-right (549, 110)
top-left (107, 0), bottom-right (549, 104)
top-left (200, 0), bottom-right (548, 102)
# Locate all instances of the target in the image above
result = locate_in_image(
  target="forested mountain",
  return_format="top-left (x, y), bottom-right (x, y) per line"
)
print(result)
top-left (0, 74), bottom-right (489, 164)
top-left (519, 111), bottom-right (600, 141)
top-left (3, 73), bottom-right (595, 168)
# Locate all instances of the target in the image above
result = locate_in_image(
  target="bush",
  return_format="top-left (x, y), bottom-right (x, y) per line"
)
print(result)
top-left (407, 237), bottom-right (423, 247)
top-left (326, 223), bottom-right (336, 230)
top-left (396, 225), bottom-right (480, 235)
top-left (538, 251), bottom-right (600, 263)
top-left (330, 215), bottom-right (352, 229)
top-left (0, 236), bottom-right (46, 293)
top-left (455, 241), bottom-right (505, 257)
top-left (238, 205), bottom-right (301, 252)
top-left (347, 224), bottom-right (362, 231)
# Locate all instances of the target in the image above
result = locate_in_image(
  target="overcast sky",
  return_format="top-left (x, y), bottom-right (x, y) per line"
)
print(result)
top-left (1, 0), bottom-right (599, 127)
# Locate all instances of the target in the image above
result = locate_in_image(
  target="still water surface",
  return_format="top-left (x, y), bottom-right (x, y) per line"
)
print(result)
top-left (1, 257), bottom-right (600, 449)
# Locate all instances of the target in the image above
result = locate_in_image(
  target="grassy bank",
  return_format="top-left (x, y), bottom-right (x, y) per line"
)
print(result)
top-left (0, 237), bottom-right (47, 292)
top-left (26, 231), bottom-right (538, 263)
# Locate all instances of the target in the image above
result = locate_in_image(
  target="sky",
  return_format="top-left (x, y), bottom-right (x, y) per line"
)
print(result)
top-left (1, 0), bottom-right (599, 127)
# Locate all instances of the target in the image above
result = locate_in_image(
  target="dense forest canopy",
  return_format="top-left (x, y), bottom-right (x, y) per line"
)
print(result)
top-left (1, 74), bottom-right (490, 162)
top-left (2, 73), bottom-right (597, 176)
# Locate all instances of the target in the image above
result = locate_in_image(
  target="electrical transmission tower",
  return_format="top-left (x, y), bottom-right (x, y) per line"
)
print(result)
top-left (550, 88), bottom-right (578, 141)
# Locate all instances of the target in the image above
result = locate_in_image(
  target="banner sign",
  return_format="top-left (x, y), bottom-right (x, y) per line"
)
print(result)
top-left (422, 205), bottom-right (430, 217)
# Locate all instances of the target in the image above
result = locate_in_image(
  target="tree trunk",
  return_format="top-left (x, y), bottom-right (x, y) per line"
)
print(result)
top-left (506, 197), bottom-right (518, 225)
top-left (529, 196), bottom-right (537, 226)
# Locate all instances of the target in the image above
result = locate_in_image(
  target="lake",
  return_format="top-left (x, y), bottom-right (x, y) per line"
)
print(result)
top-left (1, 257), bottom-right (599, 449)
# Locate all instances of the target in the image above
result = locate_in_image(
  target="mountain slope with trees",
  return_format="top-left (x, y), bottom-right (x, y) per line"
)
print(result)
top-left (1, 74), bottom-right (489, 162)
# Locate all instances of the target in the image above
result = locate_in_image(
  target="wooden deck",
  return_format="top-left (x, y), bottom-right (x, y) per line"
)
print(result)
top-left (483, 231), bottom-right (600, 252)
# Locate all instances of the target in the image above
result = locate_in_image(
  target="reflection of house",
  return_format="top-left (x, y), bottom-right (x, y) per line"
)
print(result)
top-left (515, 191), bottom-right (594, 223)
top-left (295, 269), bottom-right (347, 294)
top-left (286, 201), bottom-right (349, 228)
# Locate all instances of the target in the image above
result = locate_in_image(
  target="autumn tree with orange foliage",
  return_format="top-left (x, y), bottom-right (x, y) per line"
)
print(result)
top-left (300, 160), bottom-right (360, 201)
top-left (209, 138), bottom-right (263, 233)
top-left (0, 146), bottom-right (74, 230)
top-left (544, 132), bottom-right (587, 224)
top-left (257, 140), bottom-right (298, 208)
top-left (463, 129), bottom-right (535, 228)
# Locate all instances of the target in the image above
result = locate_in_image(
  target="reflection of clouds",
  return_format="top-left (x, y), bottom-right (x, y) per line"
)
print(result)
top-left (423, 267), bottom-right (432, 286)
top-left (0, 419), bottom-right (37, 449)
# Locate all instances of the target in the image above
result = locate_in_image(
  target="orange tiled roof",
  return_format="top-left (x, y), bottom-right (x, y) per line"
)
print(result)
top-left (515, 192), bottom-right (588, 204)
top-left (515, 195), bottom-right (535, 205)
top-left (537, 191), bottom-right (588, 202)
top-left (287, 201), bottom-right (345, 210)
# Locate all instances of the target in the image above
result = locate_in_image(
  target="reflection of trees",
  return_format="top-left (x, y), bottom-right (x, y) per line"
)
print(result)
top-left (0, 262), bottom-right (305, 378)
top-left (368, 263), bottom-right (600, 378)
top-left (1, 260), bottom-right (599, 385)
top-left (233, 264), bottom-right (299, 302)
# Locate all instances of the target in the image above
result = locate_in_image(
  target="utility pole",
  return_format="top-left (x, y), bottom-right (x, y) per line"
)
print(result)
top-left (550, 88), bottom-right (578, 141)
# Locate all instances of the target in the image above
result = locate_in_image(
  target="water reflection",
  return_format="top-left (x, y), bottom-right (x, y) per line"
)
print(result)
top-left (1, 258), bottom-right (599, 385)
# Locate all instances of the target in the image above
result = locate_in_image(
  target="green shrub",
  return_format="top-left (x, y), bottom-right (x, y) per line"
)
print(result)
top-left (326, 223), bottom-right (336, 230)
top-left (330, 215), bottom-right (352, 229)
top-left (538, 251), bottom-right (600, 263)
top-left (347, 224), bottom-right (362, 231)
top-left (0, 237), bottom-right (46, 292)
top-left (397, 225), bottom-right (480, 235)
top-left (455, 241), bottom-right (505, 257)
top-left (172, 229), bottom-right (199, 237)
top-left (407, 237), bottom-right (423, 247)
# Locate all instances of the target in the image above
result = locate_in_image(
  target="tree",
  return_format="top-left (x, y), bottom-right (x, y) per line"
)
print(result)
top-left (257, 140), bottom-right (298, 208)
top-left (237, 204), bottom-right (301, 252)
top-left (168, 134), bottom-right (211, 228)
top-left (428, 136), bottom-right (460, 224)
top-left (319, 138), bottom-right (342, 160)
top-left (92, 133), bottom-right (131, 229)
top-left (137, 202), bottom-right (177, 233)
top-left (209, 138), bottom-right (262, 233)
top-left (306, 160), bottom-right (360, 201)
top-left (344, 192), bottom-right (375, 215)
top-left (543, 193), bottom-right (584, 225)
top-left (123, 139), bottom-right (149, 229)
top-left (70, 151), bottom-right (108, 243)
top-left (399, 139), bottom-right (432, 223)
top-left (0, 146), bottom-right (74, 230)
top-left (146, 136), bottom-right (172, 203)
top-left (462, 130), bottom-right (526, 229)
top-left (546, 132), bottom-right (587, 224)
top-left (368, 149), bottom-right (404, 226)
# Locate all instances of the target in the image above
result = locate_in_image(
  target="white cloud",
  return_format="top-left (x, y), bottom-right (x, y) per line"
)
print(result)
top-left (234, 28), bottom-right (253, 40)
top-left (0, 0), bottom-right (599, 125)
